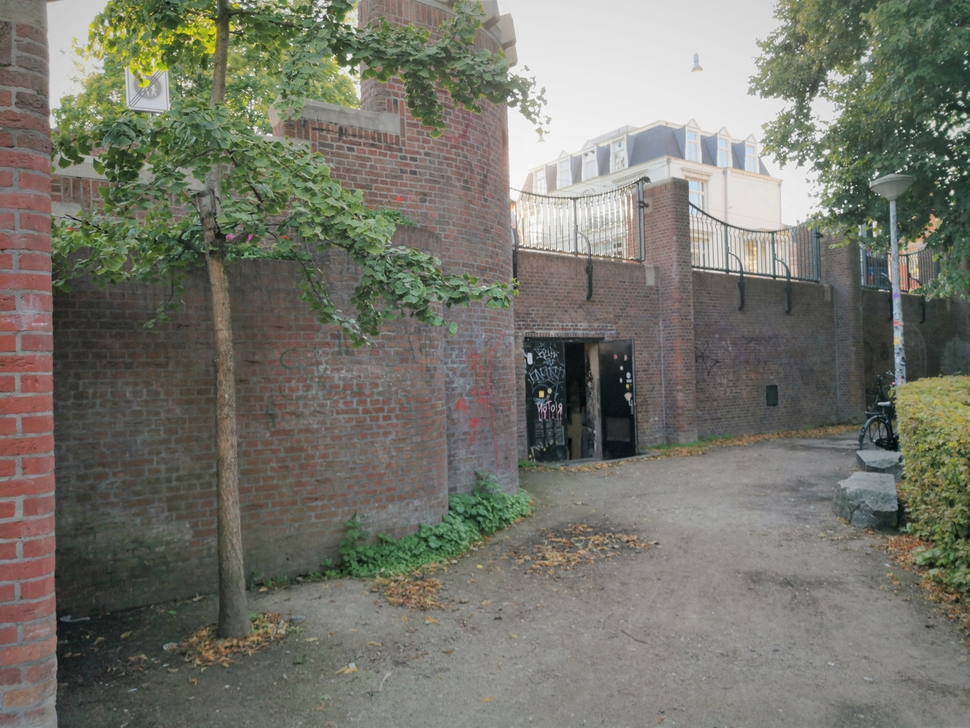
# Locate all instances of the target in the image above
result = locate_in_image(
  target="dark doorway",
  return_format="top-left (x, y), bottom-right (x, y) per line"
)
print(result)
top-left (599, 340), bottom-right (637, 459)
top-left (524, 339), bottom-right (568, 462)
top-left (563, 342), bottom-right (592, 461)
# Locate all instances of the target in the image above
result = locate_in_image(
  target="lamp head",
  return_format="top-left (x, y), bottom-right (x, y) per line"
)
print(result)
top-left (870, 173), bottom-right (915, 202)
top-left (692, 53), bottom-right (703, 73)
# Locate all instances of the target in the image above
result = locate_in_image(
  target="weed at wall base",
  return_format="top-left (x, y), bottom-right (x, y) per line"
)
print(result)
top-left (334, 472), bottom-right (533, 578)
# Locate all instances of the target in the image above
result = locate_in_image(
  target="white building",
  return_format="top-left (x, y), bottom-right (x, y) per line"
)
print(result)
top-left (521, 119), bottom-right (784, 231)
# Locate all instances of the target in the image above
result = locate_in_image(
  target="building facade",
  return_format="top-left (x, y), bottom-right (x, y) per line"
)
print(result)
top-left (523, 119), bottom-right (784, 230)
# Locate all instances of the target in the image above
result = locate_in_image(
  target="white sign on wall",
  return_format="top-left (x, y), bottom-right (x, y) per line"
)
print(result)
top-left (125, 69), bottom-right (170, 114)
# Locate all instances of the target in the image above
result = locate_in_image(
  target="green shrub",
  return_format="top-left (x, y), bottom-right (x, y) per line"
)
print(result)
top-left (335, 472), bottom-right (533, 578)
top-left (897, 376), bottom-right (970, 594)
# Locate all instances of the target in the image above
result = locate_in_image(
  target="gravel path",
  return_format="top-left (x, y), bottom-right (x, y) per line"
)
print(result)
top-left (56, 433), bottom-right (970, 727)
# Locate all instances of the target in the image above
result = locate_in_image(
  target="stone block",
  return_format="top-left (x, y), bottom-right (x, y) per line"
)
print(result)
top-left (856, 449), bottom-right (903, 481)
top-left (834, 472), bottom-right (899, 530)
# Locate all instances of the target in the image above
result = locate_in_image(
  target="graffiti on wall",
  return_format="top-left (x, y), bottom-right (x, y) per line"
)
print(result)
top-left (525, 340), bottom-right (567, 460)
top-left (454, 325), bottom-right (511, 472)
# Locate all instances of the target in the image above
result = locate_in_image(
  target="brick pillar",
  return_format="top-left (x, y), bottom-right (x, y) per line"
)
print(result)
top-left (820, 234), bottom-right (865, 422)
top-left (0, 1), bottom-right (57, 726)
top-left (641, 178), bottom-right (698, 444)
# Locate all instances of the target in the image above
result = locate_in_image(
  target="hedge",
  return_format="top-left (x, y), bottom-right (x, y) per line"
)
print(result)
top-left (896, 376), bottom-right (970, 594)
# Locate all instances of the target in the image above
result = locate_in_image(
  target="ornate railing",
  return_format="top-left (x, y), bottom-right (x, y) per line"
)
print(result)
top-left (511, 178), bottom-right (647, 261)
top-left (688, 203), bottom-right (821, 282)
top-left (860, 246), bottom-right (938, 292)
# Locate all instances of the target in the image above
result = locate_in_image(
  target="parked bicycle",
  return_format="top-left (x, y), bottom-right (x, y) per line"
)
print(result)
top-left (859, 371), bottom-right (899, 451)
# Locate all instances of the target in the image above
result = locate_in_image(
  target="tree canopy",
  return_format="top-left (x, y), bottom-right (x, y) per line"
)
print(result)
top-left (751, 0), bottom-right (970, 296)
top-left (54, 0), bottom-right (547, 341)
top-left (55, 34), bottom-right (358, 137)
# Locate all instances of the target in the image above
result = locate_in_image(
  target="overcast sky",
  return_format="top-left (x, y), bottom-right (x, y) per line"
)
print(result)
top-left (46, 0), bottom-right (816, 224)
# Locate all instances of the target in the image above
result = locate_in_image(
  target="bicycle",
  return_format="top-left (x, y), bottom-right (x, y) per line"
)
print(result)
top-left (859, 371), bottom-right (899, 451)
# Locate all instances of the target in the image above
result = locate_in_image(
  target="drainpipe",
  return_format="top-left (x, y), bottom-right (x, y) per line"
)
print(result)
top-left (723, 168), bottom-right (729, 225)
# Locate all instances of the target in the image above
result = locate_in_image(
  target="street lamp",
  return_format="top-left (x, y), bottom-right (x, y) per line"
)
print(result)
top-left (870, 173), bottom-right (915, 385)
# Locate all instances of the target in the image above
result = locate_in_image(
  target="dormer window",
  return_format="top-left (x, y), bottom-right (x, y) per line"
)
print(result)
top-left (611, 139), bottom-right (627, 172)
top-left (533, 168), bottom-right (547, 194)
top-left (557, 158), bottom-right (572, 189)
top-left (745, 143), bottom-right (757, 172)
top-left (582, 149), bottom-right (598, 181)
top-left (717, 137), bottom-right (729, 168)
top-left (686, 130), bottom-right (699, 162)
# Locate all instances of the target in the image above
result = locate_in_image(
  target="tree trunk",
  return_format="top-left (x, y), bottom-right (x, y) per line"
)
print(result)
top-left (201, 0), bottom-right (250, 639)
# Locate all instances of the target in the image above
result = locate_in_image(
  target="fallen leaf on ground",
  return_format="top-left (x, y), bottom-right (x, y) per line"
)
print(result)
top-left (336, 663), bottom-right (358, 675)
top-left (481, 696), bottom-right (494, 703)
top-left (179, 613), bottom-right (288, 668)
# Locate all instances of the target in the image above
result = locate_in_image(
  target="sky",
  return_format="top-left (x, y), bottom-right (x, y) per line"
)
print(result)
top-left (46, 0), bottom-right (817, 225)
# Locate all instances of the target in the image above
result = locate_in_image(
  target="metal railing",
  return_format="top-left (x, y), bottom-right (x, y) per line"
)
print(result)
top-left (860, 246), bottom-right (939, 292)
top-left (511, 178), bottom-right (647, 261)
top-left (688, 203), bottom-right (821, 282)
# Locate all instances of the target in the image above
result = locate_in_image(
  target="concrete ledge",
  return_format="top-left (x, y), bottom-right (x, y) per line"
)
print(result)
top-left (834, 472), bottom-right (899, 530)
top-left (271, 100), bottom-right (400, 136)
top-left (856, 449), bottom-right (903, 482)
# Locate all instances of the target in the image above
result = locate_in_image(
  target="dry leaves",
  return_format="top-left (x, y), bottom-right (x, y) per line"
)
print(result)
top-left (880, 535), bottom-right (970, 646)
top-left (179, 613), bottom-right (289, 668)
top-left (508, 524), bottom-right (648, 575)
top-left (374, 567), bottom-right (449, 611)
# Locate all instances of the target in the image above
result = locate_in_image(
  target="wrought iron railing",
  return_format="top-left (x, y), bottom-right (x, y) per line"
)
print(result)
top-left (511, 178), bottom-right (647, 261)
top-left (688, 203), bottom-right (821, 282)
top-left (860, 246), bottom-right (938, 292)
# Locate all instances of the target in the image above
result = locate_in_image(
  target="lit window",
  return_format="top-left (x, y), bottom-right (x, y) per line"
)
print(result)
top-left (688, 179), bottom-right (706, 209)
top-left (557, 158), bottom-right (571, 189)
top-left (745, 143), bottom-right (757, 172)
top-left (583, 150), bottom-right (598, 181)
top-left (611, 139), bottom-right (627, 172)
top-left (717, 138), bottom-right (729, 168)
top-left (686, 130), bottom-right (699, 162)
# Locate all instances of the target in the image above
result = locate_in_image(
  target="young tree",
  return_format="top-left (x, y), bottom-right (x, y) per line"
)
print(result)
top-left (751, 0), bottom-right (970, 296)
top-left (54, 0), bottom-right (546, 638)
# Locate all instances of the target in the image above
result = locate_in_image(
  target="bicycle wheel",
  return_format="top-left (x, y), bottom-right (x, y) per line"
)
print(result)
top-left (859, 416), bottom-right (889, 450)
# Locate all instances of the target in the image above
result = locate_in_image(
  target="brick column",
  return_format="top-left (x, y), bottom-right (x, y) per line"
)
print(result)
top-left (0, 1), bottom-right (57, 726)
top-left (820, 234), bottom-right (865, 422)
top-left (641, 178), bottom-right (698, 444)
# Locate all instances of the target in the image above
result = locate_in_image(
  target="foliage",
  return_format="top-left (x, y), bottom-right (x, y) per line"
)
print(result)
top-left (53, 0), bottom-right (547, 337)
top-left (896, 377), bottom-right (970, 595)
top-left (336, 473), bottom-right (533, 577)
top-left (55, 33), bottom-right (357, 138)
top-left (751, 0), bottom-right (970, 296)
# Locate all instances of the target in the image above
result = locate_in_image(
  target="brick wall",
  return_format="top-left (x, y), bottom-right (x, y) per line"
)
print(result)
top-left (820, 235), bottom-right (866, 421)
top-left (692, 272), bottom-right (838, 438)
top-left (513, 250), bottom-right (664, 457)
top-left (641, 179), bottom-right (698, 443)
top-left (54, 249), bottom-right (449, 613)
top-left (861, 288), bottom-right (965, 382)
top-left (275, 0), bottom-right (517, 492)
top-left (52, 0), bottom-right (518, 613)
top-left (0, 1), bottom-right (58, 726)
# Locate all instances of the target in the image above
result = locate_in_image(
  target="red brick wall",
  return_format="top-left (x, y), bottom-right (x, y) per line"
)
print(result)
top-left (513, 250), bottom-right (664, 456)
top-left (641, 179), bottom-right (698, 443)
top-left (52, 0), bottom-right (517, 613)
top-left (54, 249), bottom-right (449, 613)
top-left (0, 2), bottom-right (58, 726)
top-left (277, 0), bottom-right (517, 491)
top-left (692, 271), bottom-right (838, 438)
top-left (820, 235), bottom-right (866, 421)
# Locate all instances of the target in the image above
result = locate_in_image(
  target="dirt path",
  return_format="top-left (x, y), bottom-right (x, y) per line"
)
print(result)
top-left (56, 434), bottom-right (970, 727)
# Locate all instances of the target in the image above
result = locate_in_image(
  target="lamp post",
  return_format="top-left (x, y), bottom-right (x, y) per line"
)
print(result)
top-left (870, 173), bottom-right (915, 385)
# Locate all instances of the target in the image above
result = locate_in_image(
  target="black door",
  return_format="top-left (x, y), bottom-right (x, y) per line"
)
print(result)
top-left (599, 340), bottom-right (637, 459)
top-left (524, 339), bottom-right (568, 462)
